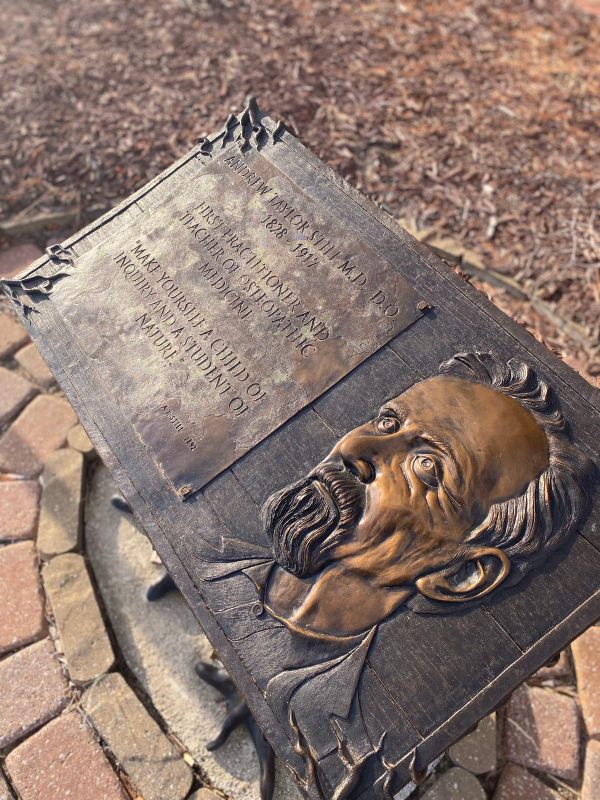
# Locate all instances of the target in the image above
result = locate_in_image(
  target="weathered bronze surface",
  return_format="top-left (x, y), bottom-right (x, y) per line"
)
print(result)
top-left (7, 110), bottom-right (423, 496)
top-left (262, 352), bottom-right (594, 639)
top-left (251, 351), bottom-right (595, 798)
top-left (3, 101), bottom-right (599, 800)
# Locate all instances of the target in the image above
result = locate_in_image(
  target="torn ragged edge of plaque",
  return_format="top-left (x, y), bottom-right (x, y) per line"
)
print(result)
top-left (1, 244), bottom-right (75, 316)
top-left (197, 95), bottom-right (285, 156)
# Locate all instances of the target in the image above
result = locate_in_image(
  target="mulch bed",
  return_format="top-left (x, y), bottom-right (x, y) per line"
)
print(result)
top-left (1, 0), bottom-right (598, 380)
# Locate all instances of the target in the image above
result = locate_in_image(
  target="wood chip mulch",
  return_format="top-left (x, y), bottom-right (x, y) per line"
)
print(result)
top-left (1, 0), bottom-right (598, 381)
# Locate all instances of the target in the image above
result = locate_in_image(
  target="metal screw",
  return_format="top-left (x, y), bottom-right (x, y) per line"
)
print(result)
top-left (417, 301), bottom-right (432, 313)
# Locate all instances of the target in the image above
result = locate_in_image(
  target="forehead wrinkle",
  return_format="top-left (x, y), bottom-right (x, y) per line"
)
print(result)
top-left (386, 397), bottom-right (467, 493)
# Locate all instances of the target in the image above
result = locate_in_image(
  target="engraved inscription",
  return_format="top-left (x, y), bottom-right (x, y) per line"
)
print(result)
top-left (48, 141), bottom-right (424, 493)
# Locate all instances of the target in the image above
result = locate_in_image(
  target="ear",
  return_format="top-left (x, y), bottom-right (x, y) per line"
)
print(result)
top-left (415, 546), bottom-right (511, 604)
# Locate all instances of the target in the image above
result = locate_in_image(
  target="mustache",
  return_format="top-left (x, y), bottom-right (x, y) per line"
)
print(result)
top-left (262, 459), bottom-right (365, 577)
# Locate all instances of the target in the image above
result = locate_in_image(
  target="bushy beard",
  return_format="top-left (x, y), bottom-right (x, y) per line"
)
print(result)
top-left (262, 459), bottom-right (365, 577)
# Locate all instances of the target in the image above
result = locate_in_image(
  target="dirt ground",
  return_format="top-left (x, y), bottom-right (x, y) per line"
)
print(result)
top-left (1, 0), bottom-right (599, 381)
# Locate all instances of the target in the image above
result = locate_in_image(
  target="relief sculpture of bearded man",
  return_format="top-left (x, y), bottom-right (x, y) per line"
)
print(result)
top-left (261, 351), bottom-right (594, 639)
top-left (189, 351), bottom-right (595, 799)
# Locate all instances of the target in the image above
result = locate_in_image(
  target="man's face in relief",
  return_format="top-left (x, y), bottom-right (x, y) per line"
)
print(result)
top-left (262, 374), bottom-right (549, 637)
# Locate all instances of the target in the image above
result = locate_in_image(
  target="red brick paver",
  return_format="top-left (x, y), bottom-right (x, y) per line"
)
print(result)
top-left (0, 479), bottom-right (40, 542)
top-left (15, 343), bottom-right (56, 390)
top-left (0, 367), bottom-right (37, 429)
top-left (572, 627), bottom-right (600, 738)
top-left (583, 739), bottom-right (600, 800)
top-left (0, 313), bottom-right (28, 360)
top-left (493, 764), bottom-right (560, 799)
top-left (0, 639), bottom-right (68, 748)
top-left (0, 245), bottom-right (42, 279)
top-left (0, 395), bottom-right (77, 477)
top-left (0, 541), bottom-right (46, 655)
top-left (5, 712), bottom-right (127, 800)
top-left (504, 685), bottom-right (580, 781)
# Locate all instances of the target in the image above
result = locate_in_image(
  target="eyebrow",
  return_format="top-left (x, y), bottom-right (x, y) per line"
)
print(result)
top-left (379, 404), bottom-right (408, 424)
top-left (379, 404), bottom-right (460, 470)
top-left (419, 433), bottom-right (456, 464)
top-left (418, 432), bottom-right (465, 497)
top-left (380, 405), bottom-right (454, 456)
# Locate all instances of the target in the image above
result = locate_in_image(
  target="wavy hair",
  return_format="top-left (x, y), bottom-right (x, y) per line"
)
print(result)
top-left (409, 352), bottom-right (595, 611)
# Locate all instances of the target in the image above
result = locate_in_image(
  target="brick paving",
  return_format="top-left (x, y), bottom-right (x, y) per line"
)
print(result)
top-left (448, 713), bottom-right (496, 775)
top-left (0, 770), bottom-right (13, 800)
top-left (0, 313), bottom-right (28, 360)
top-left (0, 479), bottom-right (40, 542)
top-left (572, 626), bottom-right (600, 738)
top-left (43, 554), bottom-right (115, 684)
top-left (82, 673), bottom-right (193, 800)
top-left (422, 767), bottom-right (487, 799)
top-left (0, 639), bottom-right (69, 748)
top-left (66, 423), bottom-right (95, 458)
top-left (36, 448), bottom-right (84, 558)
top-left (0, 394), bottom-right (77, 477)
top-left (0, 286), bottom-right (599, 800)
top-left (492, 765), bottom-right (560, 799)
top-left (5, 712), bottom-right (128, 800)
top-left (0, 366), bottom-right (36, 428)
top-left (582, 739), bottom-right (600, 800)
top-left (504, 685), bottom-right (581, 781)
top-left (0, 304), bottom-right (193, 799)
top-left (0, 541), bottom-right (46, 655)
top-left (15, 343), bottom-right (55, 390)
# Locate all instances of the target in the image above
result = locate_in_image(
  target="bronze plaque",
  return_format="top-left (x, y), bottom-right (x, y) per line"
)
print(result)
top-left (11, 133), bottom-right (422, 496)
top-left (4, 101), bottom-right (599, 800)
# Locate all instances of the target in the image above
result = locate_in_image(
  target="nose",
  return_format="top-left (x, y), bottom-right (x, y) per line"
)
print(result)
top-left (331, 427), bottom-right (382, 483)
top-left (342, 455), bottom-right (375, 483)
top-left (331, 423), bottom-right (412, 483)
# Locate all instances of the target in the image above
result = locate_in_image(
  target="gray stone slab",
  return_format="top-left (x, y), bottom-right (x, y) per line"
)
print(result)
top-left (422, 767), bottom-right (486, 800)
top-left (37, 448), bottom-right (84, 558)
top-left (43, 553), bottom-right (115, 684)
top-left (85, 464), bottom-right (302, 800)
top-left (448, 713), bottom-right (497, 775)
top-left (82, 672), bottom-right (193, 800)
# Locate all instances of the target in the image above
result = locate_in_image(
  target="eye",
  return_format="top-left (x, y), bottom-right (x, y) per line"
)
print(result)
top-left (412, 454), bottom-right (440, 488)
top-left (375, 415), bottom-right (400, 434)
